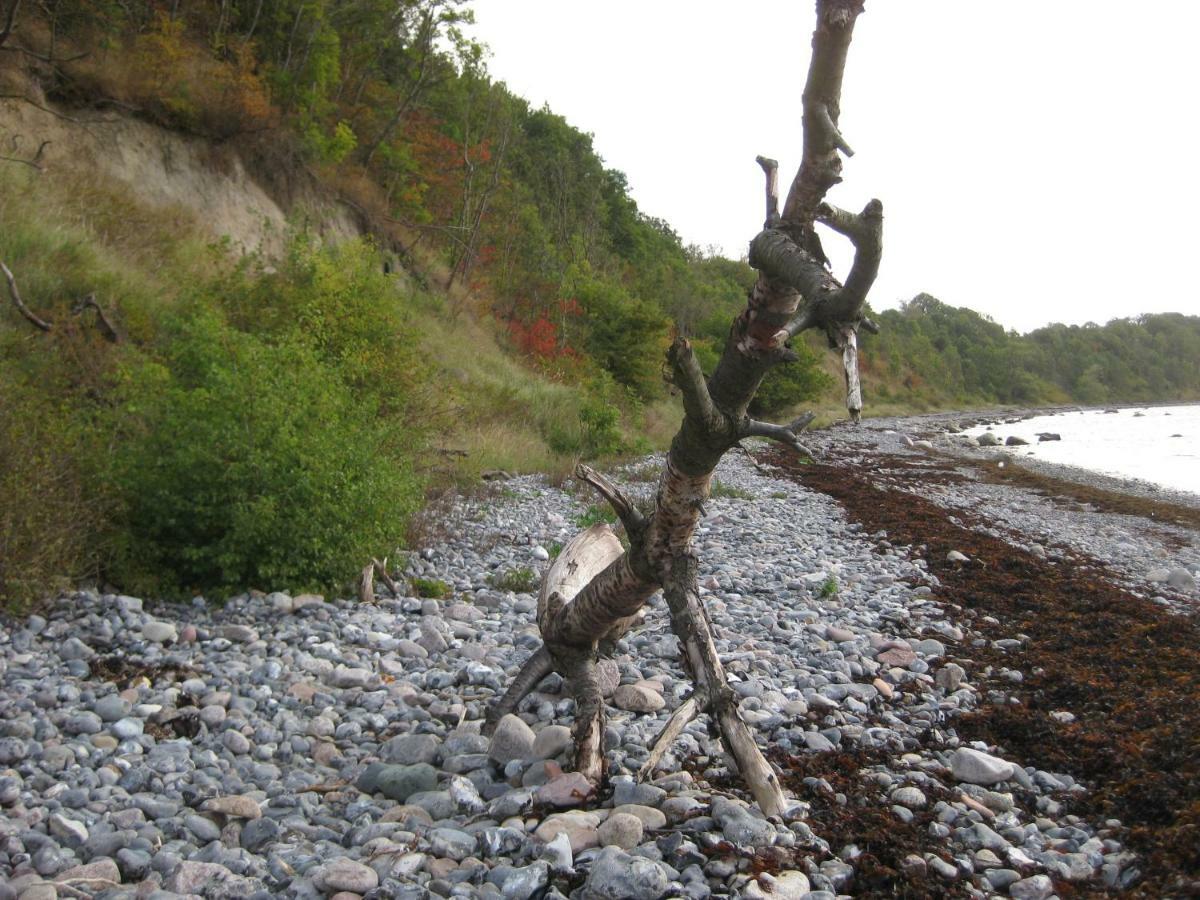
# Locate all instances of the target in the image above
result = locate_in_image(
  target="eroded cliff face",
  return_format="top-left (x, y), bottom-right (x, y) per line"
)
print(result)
top-left (0, 98), bottom-right (361, 257)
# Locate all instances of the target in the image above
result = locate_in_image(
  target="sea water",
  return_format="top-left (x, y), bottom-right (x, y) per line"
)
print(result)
top-left (961, 404), bottom-right (1200, 497)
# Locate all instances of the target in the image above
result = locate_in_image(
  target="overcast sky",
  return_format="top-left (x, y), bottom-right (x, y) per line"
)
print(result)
top-left (466, 1), bottom-right (1200, 334)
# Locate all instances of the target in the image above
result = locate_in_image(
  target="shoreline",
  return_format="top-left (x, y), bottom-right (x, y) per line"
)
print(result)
top-left (856, 405), bottom-right (1200, 511)
top-left (771, 415), bottom-right (1199, 895)
top-left (0, 416), bottom-right (1197, 897)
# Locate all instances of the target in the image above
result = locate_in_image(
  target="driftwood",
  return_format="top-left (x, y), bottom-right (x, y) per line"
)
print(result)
top-left (1, 259), bottom-right (51, 331)
top-left (1, 260), bottom-right (122, 342)
top-left (486, 0), bottom-right (883, 816)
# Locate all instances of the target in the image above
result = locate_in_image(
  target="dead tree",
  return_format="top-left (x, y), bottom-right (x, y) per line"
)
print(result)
top-left (486, 0), bottom-right (882, 816)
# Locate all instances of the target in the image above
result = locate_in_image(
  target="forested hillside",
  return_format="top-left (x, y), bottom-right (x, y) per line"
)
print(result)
top-left (1, 0), bottom-right (1196, 606)
top-left (862, 294), bottom-right (1200, 409)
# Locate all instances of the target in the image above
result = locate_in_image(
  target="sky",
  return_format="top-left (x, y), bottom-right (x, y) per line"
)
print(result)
top-left (465, 1), bottom-right (1200, 334)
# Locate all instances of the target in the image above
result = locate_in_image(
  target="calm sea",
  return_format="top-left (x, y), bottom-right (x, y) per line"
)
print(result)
top-left (961, 404), bottom-right (1200, 496)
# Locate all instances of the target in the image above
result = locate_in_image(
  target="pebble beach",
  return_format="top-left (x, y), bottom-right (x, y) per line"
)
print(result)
top-left (2, 412), bottom-right (1198, 900)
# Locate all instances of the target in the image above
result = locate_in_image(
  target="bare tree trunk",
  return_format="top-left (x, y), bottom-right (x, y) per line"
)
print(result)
top-left (487, 0), bottom-right (883, 817)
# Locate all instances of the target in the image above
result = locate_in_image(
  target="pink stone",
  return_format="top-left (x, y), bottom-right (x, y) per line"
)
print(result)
top-left (533, 772), bottom-right (595, 808)
top-left (877, 648), bottom-right (917, 667)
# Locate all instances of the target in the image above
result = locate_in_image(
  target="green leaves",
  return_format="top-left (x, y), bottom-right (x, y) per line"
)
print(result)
top-left (106, 239), bottom-right (428, 599)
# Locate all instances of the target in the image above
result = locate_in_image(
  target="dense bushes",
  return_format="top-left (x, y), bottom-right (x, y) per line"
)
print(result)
top-left (751, 340), bottom-right (835, 416)
top-left (110, 306), bottom-right (423, 597)
top-left (0, 371), bottom-right (108, 610)
top-left (0, 161), bottom-right (433, 605)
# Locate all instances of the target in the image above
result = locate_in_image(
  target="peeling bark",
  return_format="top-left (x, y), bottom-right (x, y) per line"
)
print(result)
top-left (486, 0), bottom-right (880, 818)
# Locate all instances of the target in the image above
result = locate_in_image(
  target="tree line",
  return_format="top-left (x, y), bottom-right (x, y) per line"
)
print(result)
top-left (863, 294), bottom-right (1200, 409)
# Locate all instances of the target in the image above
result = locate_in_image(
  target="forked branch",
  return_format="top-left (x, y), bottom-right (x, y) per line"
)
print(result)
top-left (575, 464), bottom-right (645, 543)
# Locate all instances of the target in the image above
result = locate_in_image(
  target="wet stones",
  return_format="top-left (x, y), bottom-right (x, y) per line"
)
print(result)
top-left (711, 796), bottom-right (775, 848)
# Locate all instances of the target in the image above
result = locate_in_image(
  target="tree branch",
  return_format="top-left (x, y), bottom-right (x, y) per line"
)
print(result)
top-left (0, 136), bottom-right (47, 170)
top-left (372, 558), bottom-right (400, 598)
top-left (484, 645), bottom-right (554, 733)
top-left (492, 0), bottom-right (875, 815)
top-left (748, 230), bottom-right (838, 314)
top-left (70, 292), bottom-right (121, 343)
top-left (666, 337), bottom-right (724, 432)
top-left (739, 417), bottom-right (815, 458)
top-left (781, 0), bottom-right (864, 235)
top-left (835, 323), bottom-right (863, 422)
top-left (663, 553), bottom-right (786, 816)
top-left (638, 688), bottom-right (707, 780)
top-left (755, 155), bottom-right (780, 229)
top-left (1, 260), bottom-right (51, 331)
top-left (575, 463), bottom-right (645, 542)
top-left (809, 99), bottom-right (854, 157)
top-left (817, 198), bottom-right (883, 321)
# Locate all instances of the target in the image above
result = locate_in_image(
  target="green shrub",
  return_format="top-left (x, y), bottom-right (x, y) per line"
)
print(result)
top-left (411, 577), bottom-right (452, 599)
top-left (0, 369), bottom-right (108, 610)
top-left (750, 342), bottom-right (834, 416)
top-left (576, 504), bottom-right (617, 528)
top-left (710, 481), bottom-right (754, 500)
top-left (819, 576), bottom-right (839, 599)
top-left (488, 566), bottom-right (539, 593)
top-left (110, 306), bottom-right (423, 597)
top-left (544, 379), bottom-right (626, 459)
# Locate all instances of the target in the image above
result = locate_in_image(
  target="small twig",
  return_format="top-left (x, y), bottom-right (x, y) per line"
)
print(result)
top-left (1, 260), bottom-right (52, 331)
top-left (71, 292), bottom-right (121, 342)
top-left (732, 442), bottom-right (773, 473)
top-left (52, 878), bottom-right (121, 899)
top-left (298, 779), bottom-right (349, 794)
top-left (0, 0), bottom-right (20, 48)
